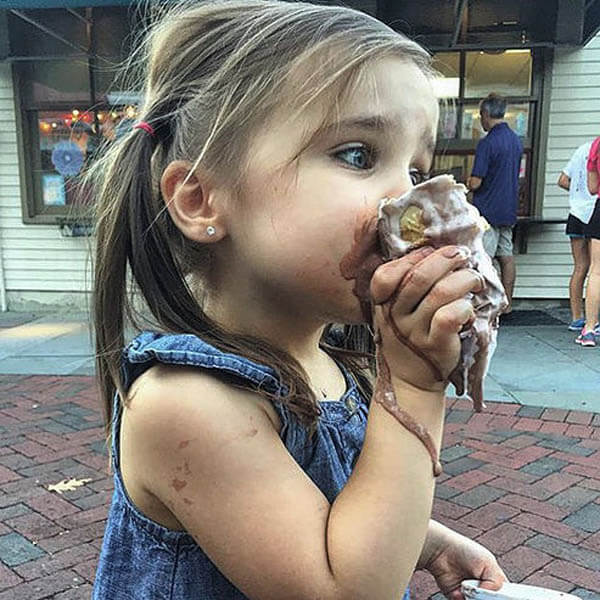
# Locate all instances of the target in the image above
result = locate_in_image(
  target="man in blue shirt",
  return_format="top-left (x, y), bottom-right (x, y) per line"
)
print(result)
top-left (467, 93), bottom-right (523, 313)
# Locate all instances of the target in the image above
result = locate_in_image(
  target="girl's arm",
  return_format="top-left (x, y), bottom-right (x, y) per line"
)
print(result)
top-left (127, 369), bottom-right (441, 600)
top-left (128, 248), bottom-right (476, 600)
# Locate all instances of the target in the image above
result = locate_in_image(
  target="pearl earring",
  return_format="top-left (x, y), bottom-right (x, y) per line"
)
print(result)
top-left (206, 225), bottom-right (216, 236)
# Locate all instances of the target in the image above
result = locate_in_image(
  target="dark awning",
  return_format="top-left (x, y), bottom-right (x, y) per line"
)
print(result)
top-left (0, 1), bottom-right (129, 7)
top-left (2, 0), bottom-right (600, 60)
top-left (375, 0), bottom-right (600, 50)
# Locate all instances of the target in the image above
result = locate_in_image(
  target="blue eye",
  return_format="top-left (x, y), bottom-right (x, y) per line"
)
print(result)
top-left (335, 144), bottom-right (375, 170)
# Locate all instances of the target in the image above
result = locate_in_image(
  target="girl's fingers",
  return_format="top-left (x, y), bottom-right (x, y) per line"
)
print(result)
top-left (416, 268), bottom-right (484, 326)
top-left (381, 246), bottom-right (471, 315)
top-left (370, 246), bottom-right (435, 305)
top-left (428, 298), bottom-right (475, 347)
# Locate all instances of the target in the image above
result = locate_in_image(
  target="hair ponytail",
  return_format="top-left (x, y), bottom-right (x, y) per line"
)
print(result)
top-left (93, 130), bottom-right (152, 432)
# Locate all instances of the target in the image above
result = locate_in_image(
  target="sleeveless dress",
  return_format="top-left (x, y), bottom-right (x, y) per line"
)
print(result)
top-left (92, 331), bottom-right (412, 599)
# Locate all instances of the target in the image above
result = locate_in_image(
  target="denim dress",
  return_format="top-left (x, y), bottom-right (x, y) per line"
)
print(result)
top-left (93, 331), bottom-right (412, 600)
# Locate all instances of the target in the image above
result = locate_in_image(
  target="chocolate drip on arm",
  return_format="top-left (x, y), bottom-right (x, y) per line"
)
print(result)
top-left (373, 333), bottom-right (443, 478)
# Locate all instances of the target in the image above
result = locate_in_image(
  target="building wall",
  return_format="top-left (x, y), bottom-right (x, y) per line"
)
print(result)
top-left (0, 63), bottom-right (93, 311)
top-left (516, 33), bottom-right (600, 299)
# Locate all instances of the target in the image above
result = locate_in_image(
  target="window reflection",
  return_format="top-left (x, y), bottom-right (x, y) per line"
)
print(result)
top-left (432, 52), bottom-right (460, 99)
top-left (431, 154), bottom-right (475, 185)
top-left (438, 102), bottom-right (458, 139)
top-left (36, 105), bottom-right (139, 208)
top-left (432, 153), bottom-right (530, 217)
top-left (460, 103), bottom-right (530, 140)
top-left (465, 50), bottom-right (532, 98)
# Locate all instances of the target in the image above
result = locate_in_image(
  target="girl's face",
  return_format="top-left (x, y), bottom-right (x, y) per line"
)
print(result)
top-left (223, 57), bottom-right (439, 326)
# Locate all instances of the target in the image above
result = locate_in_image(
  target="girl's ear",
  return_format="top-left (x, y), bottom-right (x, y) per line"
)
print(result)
top-left (160, 160), bottom-right (228, 243)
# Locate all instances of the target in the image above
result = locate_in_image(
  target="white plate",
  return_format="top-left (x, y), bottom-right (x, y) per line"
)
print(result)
top-left (461, 580), bottom-right (582, 600)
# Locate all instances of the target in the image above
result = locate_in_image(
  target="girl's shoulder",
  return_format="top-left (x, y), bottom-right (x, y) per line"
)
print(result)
top-left (124, 330), bottom-right (282, 394)
top-left (126, 359), bottom-right (282, 435)
top-left (118, 357), bottom-right (342, 600)
top-left (122, 330), bottom-right (285, 432)
top-left (120, 361), bottom-right (278, 530)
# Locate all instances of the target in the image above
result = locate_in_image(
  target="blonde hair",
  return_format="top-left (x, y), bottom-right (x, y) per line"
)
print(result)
top-left (89, 0), bottom-right (433, 435)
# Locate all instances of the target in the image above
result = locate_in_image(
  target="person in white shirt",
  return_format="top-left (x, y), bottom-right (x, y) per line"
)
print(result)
top-left (558, 141), bottom-right (596, 330)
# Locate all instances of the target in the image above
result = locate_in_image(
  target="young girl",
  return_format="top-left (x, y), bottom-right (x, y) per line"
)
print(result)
top-left (91, 1), bottom-right (507, 598)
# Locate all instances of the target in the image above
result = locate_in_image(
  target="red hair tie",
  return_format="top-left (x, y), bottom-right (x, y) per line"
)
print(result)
top-left (133, 121), bottom-right (156, 137)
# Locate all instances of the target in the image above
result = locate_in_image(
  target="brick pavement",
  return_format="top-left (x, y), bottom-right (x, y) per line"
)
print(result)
top-left (0, 376), bottom-right (599, 599)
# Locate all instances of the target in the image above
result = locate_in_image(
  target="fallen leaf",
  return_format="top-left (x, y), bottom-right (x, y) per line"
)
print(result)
top-left (47, 477), bottom-right (92, 494)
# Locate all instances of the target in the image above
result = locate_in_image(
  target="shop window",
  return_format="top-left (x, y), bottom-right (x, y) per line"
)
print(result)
top-left (432, 151), bottom-right (531, 217)
top-left (432, 52), bottom-right (460, 98)
top-left (431, 48), bottom-right (539, 221)
top-left (431, 154), bottom-right (474, 185)
top-left (11, 7), bottom-right (139, 225)
top-left (438, 102), bottom-right (458, 139)
top-left (464, 50), bottom-right (532, 98)
top-left (30, 105), bottom-right (138, 216)
top-left (18, 59), bottom-right (91, 107)
top-left (461, 102), bottom-right (530, 140)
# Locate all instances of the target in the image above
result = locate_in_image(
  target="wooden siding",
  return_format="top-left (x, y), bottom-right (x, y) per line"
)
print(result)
top-left (516, 34), bottom-right (600, 299)
top-left (0, 63), bottom-right (92, 309)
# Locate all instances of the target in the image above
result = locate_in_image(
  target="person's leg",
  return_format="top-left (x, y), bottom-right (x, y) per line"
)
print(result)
top-left (497, 256), bottom-right (516, 312)
top-left (584, 238), bottom-right (600, 332)
top-left (496, 226), bottom-right (516, 313)
top-left (576, 201), bottom-right (600, 345)
top-left (482, 227), bottom-right (500, 259)
top-left (569, 237), bottom-right (590, 323)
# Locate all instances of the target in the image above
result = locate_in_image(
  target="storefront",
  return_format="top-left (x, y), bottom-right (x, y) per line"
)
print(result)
top-left (431, 48), bottom-right (537, 219)
top-left (0, 0), bottom-right (599, 309)
top-left (3, 3), bottom-right (139, 228)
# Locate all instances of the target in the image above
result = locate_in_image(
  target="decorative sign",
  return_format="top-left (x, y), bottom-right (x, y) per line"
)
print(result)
top-left (51, 141), bottom-right (84, 177)
top-left (42, 173), bottom-right (66, 206)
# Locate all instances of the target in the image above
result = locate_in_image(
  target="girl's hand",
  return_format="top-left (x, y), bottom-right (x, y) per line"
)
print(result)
top-left (420, 523), bottom-right (507, 599)
top-left (370, 246), bottom-right (484, 392)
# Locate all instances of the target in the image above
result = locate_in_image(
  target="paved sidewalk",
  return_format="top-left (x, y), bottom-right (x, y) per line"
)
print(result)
top-left (0, 375), bottom-right (599, 599)
top-left (0, 309), bottom-right (599, 413)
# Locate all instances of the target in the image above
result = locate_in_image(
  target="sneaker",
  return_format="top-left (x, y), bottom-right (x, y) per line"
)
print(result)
top-left (595, 323), bottom-right (600, 336)
top-left (568, 318), bottom-right (586, 331)
top-left (576, 329), bottom-right (597, 347)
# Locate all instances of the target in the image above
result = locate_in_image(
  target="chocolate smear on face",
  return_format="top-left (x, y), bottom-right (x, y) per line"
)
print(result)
top-left (339, 212), bottom-right (384, 322)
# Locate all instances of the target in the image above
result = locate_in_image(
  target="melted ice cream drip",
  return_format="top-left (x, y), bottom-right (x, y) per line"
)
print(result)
top-left (377, 174), bottom-right (508, 411)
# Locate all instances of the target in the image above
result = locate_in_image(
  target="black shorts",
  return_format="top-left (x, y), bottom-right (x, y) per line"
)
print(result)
top-left (566, 214), bottom-right (589, 238)
top-left (587, 200), bottom-right (600, 239)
